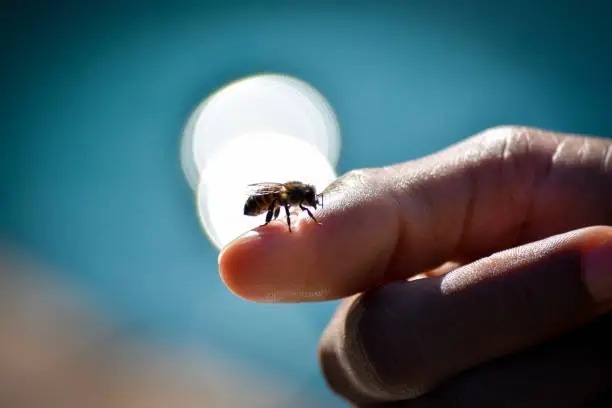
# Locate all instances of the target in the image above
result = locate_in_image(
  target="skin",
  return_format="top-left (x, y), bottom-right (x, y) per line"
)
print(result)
top-left (218, 126), bottom-right (612, 407)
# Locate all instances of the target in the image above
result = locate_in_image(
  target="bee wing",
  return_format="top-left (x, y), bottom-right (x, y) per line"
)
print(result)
top-left (245, 182), bottom-right (285, 196)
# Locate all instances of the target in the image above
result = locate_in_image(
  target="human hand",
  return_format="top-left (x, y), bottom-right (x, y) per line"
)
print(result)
top-left (218, 126), bottom-right (612, 407)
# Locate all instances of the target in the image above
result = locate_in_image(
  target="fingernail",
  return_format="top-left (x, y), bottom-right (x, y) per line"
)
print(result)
top-left (583, 243), bottom-right (612, 303)
top-left (218, 230), bottom-right (260, 264)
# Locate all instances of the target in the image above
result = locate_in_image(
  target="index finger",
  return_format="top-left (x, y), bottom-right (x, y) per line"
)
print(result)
top-left (218, 126), bottom-right (612, 302)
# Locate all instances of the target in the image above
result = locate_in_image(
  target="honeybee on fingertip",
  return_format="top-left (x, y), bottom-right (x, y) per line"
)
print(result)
top-left (243, 181), bottom-right (324, 232)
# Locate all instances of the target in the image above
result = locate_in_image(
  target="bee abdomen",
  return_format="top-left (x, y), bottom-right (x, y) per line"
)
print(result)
top-left (243, 195), bottom-right (271, 216)
top-left (243, 197), bottom-right (258, 215)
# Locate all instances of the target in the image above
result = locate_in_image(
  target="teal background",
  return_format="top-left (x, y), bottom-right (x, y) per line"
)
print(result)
top-left (2, 1), bottom-right (611, 405)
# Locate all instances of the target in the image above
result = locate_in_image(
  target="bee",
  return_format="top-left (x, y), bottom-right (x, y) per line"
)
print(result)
top-left (243, 181), bottom-right (323, 232)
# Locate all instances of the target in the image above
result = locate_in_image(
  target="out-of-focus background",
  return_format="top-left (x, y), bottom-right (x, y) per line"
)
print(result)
top-left (1, 1), bottom-right (612, 407)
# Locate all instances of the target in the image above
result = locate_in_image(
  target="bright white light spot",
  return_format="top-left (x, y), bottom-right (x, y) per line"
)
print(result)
top-left (180, 98), bottom-right (211, 190)
top-left (181, 74), bottom-right (341, 191)
top-left (197, 131), bottom-right (337, 250)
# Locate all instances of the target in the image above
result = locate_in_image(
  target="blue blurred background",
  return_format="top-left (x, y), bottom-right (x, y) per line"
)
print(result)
top-left (1, 1), bottom-right (612, 406)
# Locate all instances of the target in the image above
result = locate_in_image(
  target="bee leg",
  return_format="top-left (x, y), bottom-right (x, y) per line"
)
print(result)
top-left (300, 204), bottom-right (321, 224)
top-left (273, 207), bottom-right (280, 220)
top-left (264, 208), bottom-right (274, 225)
top-left (284, 204), bottom-right (292, 232)
top-left (263, 201), bottom-right (277, 225)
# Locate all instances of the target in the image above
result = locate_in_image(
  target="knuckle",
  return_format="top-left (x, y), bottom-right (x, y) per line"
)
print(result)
top-left (474, 125), bottom-right (555, 160)
top-left (324, 167), bottom-right (388, 198)
top-left (470, 125), bottom-right (540, 155)
top-left (478, 125), bottom-right (522, 144)
top-left (342, 168), bottom-right (374, 185)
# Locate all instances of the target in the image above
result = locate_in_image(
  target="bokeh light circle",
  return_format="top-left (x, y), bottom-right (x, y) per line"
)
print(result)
top-left (197, 131), bottom-right (337, 250)
top-left (181, 73), bottom-right (341, 191)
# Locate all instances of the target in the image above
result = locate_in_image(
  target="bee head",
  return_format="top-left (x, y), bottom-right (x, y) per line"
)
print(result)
top-left (303, 185), bottom-right (319, 209)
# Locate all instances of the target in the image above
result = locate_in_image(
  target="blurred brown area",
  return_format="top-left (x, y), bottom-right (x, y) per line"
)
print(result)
top-left (0, 241), bottom-right (319, 408)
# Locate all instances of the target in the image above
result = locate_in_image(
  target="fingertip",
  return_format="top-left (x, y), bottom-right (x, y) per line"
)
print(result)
top-left (217, 232), bottom-right (256, 300)
top-left (218, 223), bottom-right (290, 302)
top-left (217, 187), bottom-right (400, 302)
top-left (219, 215), bottom-right (341, 302)
top-left (579, 225), bottom-right (612, 308)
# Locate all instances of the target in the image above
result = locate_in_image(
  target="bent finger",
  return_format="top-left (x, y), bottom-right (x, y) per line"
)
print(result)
top-left (219, 126), bottom-right (612, 302)
top-left (319, 226), bottom-right (612, 403)
top-left (386, 312), bottom-right (612, 408)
